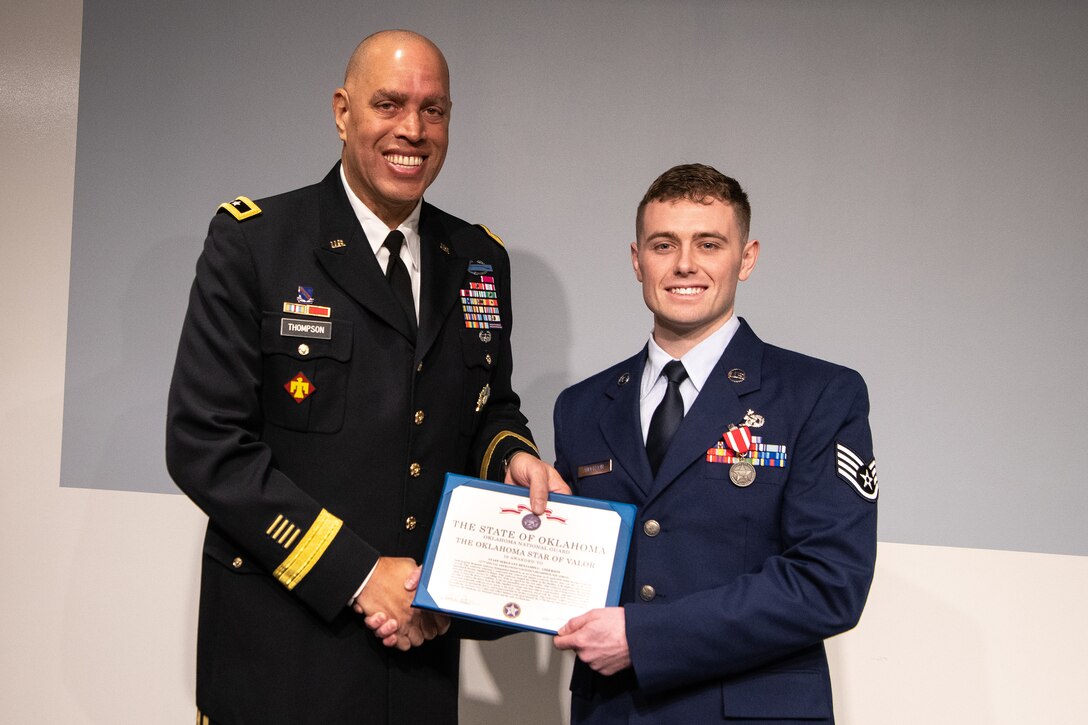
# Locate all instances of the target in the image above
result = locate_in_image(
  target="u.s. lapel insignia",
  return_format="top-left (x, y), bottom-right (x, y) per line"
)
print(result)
top-left (617, 372), bottom-right (631, 386)
top-left (284, 372), bottom-right (316, 403)
top-left (836, 442), bottom-right (879, 501)
top-left (439, 242), bottom-right (450, 255)
top-left (328, 238), bottom-right (346, 249)
top-left (475, 383), bottom-right (491, 412)
top-left (727, 368), bottom-right (746, 383)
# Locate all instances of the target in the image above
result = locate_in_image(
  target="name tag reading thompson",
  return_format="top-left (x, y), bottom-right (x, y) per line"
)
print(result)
top-left (280, 317), bottom-right (332, 339)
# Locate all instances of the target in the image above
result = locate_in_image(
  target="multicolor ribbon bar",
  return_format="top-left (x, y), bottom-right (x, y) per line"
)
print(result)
top-left (707, 435), bottom-right (788, 466)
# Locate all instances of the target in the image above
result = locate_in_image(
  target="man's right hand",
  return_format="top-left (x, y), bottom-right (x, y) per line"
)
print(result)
top-left (354, 557), bottom-right (450, 651)
top-left (352, 557), bottom-right (419, 637)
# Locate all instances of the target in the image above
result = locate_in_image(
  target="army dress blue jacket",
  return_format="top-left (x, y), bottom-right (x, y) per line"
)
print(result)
top-left (167, 164), bottom-right (535, 724)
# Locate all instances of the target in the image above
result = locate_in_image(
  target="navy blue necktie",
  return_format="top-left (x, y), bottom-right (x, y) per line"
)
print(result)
top-left (646, 360), bottom-right (688, 475)
top-left (382, 230), bottom-right (417, 338)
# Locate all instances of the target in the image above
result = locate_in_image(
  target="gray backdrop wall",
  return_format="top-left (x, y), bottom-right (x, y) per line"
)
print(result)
top-left (63, 0), bottom-right (1088, 559)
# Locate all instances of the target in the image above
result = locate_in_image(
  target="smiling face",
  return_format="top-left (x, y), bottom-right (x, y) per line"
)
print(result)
top-left (632, 198), bottom-right (759, 358)
top-left (333, 33), bottom-right (451, 227)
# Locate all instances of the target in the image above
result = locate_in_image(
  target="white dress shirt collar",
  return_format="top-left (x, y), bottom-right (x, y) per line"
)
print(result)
top-left (641, 315), bottom-right (742, 401)
top-left (339, 164), bottom-right (422, 276)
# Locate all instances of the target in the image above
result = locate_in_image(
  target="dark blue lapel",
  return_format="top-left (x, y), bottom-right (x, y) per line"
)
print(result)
top-left (647, 319), bottom-right (765, 502)
top-left (598, 348), bottom-right (655, 497)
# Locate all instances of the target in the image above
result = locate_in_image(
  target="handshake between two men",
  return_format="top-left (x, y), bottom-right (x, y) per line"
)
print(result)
top-left (353, 452), bottom-right (572, 650)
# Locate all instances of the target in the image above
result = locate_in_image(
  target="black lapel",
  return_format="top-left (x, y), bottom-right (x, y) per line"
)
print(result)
top-left (311, 164), bottom-right (414, 342)
top-left (416, 203), bottom-right (468, 361)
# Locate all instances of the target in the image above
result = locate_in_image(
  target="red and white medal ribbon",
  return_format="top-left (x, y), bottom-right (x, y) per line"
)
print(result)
top-left (723, 425), bottom-right (753, 456)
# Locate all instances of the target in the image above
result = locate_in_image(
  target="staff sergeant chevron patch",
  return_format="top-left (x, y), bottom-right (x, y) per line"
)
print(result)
top-left (836, 442), bottom-right (879, 502)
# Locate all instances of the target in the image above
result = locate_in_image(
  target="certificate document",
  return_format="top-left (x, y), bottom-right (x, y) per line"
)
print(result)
top-left (414, 474), bottom-right (636, 634)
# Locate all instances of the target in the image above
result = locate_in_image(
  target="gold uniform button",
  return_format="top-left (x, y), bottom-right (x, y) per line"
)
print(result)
top-left (414, 410), bottom-right (425, 425)
top-left (416, 361), bottom-right (424, 373)
top-left (409, 462), bottom-right (422, 477)
top-left (485, 353), bottom-right (493, 366)
top-left (639, 584), bottom-right (656, 601)
top-left (232, 557), bottom-right (243, 569)
top-left (297, 343), bottom-right (310, 356)
top-left (405, 516), bottom-right (417, 531)
top-left (643, 520), bottom-right (661, 537)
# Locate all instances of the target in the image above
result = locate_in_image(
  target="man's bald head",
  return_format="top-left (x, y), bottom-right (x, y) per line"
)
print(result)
top-left (344, 30), bottom-right (449, 91)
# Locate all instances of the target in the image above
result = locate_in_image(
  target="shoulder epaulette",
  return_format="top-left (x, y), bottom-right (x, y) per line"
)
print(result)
top-left (475, 223), bottom-right (505, 248)
top-left (217, 196), bottom-right (262, 221)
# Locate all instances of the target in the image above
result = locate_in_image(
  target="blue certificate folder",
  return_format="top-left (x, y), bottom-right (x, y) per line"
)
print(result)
top-left (413, 473), bottom-right (637, 635)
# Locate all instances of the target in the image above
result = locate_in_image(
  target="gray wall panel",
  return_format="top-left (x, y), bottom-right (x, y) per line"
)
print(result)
top-left (63, 1), bottom-right (1088, 555)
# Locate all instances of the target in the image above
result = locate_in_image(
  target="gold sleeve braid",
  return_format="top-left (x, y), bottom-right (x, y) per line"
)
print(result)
top-left (479, 431), bottom-right (539, 480)
top-left (475, 223), bottom-right (505, 247)
top-left (272, 509), bottom-right (342, 590)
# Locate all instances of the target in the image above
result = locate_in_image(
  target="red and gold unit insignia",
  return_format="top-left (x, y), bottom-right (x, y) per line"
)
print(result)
top-left (284, 372), bottom-right (316, 403)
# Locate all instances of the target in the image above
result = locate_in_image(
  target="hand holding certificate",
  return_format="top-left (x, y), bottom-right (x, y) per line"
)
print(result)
top-left (414, 474), bottom-right (636, 634)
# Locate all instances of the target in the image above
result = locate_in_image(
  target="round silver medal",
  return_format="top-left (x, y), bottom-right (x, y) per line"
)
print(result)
top-left (730, 460), bottom-right (757, 487)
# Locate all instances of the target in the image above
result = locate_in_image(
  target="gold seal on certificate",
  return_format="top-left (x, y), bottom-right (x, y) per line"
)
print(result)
top-left (413, 474), bottom-right (636, 634)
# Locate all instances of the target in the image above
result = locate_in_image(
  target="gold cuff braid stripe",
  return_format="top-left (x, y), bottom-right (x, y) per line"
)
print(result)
top-left (273, 509), bottom-right (342, 590)
top-left (480, 431), bottom-right (538, 480)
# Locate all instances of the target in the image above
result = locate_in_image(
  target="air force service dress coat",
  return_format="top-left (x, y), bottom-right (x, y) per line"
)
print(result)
top-left (552, 320), bottom-right (878, 724)
top-left (166, 164), bottom-right (536, 724)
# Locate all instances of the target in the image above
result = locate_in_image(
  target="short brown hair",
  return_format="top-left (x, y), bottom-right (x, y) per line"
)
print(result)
top-left (636, 163), bottom-right (751, 241)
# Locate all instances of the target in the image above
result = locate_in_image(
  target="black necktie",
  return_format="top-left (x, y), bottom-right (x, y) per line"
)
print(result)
top-left (646, 360), bottom-right (688, 475)
top-left (382, 230), bottom-right (417, 338)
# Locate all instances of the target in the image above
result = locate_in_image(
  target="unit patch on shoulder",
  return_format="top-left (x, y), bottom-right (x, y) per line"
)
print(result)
top-left (217, 195), bottom-right (262, 221)
top-left (476, 223), bottom-right (505, 247)
top-left (836, 442), bottom-right (879, 502)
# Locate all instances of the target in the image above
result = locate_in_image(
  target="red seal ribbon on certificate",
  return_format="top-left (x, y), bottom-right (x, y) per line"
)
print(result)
top-left (723, 425), bottom-right (757, 487)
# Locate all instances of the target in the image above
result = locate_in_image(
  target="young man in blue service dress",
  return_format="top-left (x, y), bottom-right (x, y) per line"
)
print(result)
top-left (166, 30), bottom-right (564, 725)
top-left (548, 164), bottom-right (879, 724)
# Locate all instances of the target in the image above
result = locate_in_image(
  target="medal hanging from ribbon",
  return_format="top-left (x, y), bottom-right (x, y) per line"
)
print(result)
top-left (723, 425), bottom-right (757, 487)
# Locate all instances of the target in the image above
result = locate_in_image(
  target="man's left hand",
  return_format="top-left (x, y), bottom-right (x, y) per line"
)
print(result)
top-left (553, 607), bottom-right (631, 675)
top-left (505, 451), bottom-right (571, 515)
